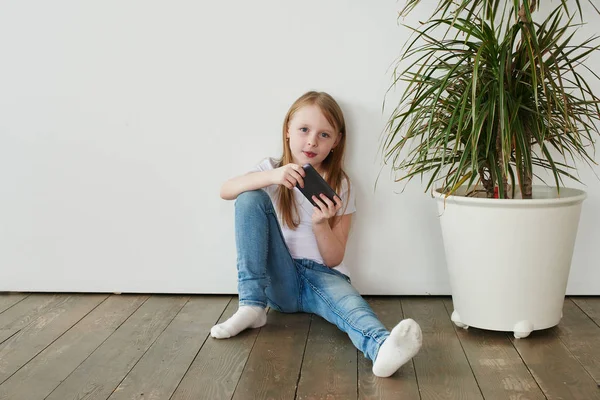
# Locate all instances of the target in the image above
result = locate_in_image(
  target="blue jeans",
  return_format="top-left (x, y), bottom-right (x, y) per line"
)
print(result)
top-left (234, 189), bottom-right (390, 361)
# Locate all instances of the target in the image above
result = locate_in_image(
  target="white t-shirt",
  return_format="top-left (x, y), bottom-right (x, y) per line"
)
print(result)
top-left (249, 157), bottom-right (356, 276)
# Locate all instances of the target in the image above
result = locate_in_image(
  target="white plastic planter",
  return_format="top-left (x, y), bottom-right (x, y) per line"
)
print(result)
top-left (435, 186), bottom-right (586, 338)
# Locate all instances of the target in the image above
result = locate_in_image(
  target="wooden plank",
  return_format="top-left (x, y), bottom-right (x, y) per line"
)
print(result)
top-left (402, 297), bottom-right (483, 400)
top-left (441, 298), bottom-right (545, 400)
top-left (511, 322), bottom-right (600, 399)
top-left (552, 298), bottom-right (600, 385)
top-left (0, 294), bottom-right (108, 384)
top-left (108, 295), bottom-right (231, 400)
top-left (296, 314), bottom-right (357, 400)
top-left (572, 297), bottom-right (600, 325)
top-left (0, 294), bottom-right (147, 400)
top-left (232, 309), bottom-right (311, 400)
top-left (44, 295), bottom-right (189, 400)
top-left (0, 294), bottom-right (64, 328)
top-left (0, 294), bottom-right (71, 344)
top-left (171, 297), bottom-right (259, 400)
top-left (0, 294), bottom-right (29, 314)
top-left (358, 297), bottom-right (420, 400)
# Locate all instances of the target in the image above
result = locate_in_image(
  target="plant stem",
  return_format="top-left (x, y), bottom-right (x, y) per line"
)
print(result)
top-left (518, 0), bottom-right (537, 23)
top-left (496, 125), bottom-right (509, 198)
top-left (479, 165), bottom-right (495, 198)
top-left (522, 128), bottom-right (533, 199)
top-left (518, 0), bottom-right (535, 199)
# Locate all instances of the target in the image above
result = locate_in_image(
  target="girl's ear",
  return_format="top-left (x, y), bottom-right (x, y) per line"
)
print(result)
top-left (333, 133), bottom-right (342, 148)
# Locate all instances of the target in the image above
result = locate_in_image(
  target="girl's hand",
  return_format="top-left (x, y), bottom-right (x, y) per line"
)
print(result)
top-left (311, 194), bottom-right (342, 226)
top-left (271, 164), bottom-right (305, 189)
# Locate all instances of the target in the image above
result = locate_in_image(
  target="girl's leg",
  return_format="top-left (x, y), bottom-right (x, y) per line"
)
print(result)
top-left (298, 260), bottom-right (422, 377)
top-left (211, 190), bottom-right (301, 339)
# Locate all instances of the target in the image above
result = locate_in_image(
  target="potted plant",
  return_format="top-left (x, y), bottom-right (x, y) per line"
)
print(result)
top-left (382, 0), bottom-right (600, 338)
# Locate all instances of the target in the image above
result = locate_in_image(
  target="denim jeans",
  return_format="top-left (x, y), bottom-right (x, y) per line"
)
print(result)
top-left (234, 189), bottom-right (390, 361)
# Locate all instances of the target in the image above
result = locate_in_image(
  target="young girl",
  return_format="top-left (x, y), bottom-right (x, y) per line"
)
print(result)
top-left (212, 91), bottom-right (422, 378)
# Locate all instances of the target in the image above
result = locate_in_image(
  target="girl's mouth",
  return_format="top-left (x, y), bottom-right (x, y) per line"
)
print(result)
top-left (303, 151), bottom-right (317, 158)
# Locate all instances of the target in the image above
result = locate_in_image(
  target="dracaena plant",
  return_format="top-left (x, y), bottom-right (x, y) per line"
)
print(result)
top-left (382, 0), bottom-right (600, 199)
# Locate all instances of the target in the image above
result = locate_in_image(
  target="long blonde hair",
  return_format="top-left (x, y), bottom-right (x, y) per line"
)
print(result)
top-left (277, 91), bottom-right (350, 229)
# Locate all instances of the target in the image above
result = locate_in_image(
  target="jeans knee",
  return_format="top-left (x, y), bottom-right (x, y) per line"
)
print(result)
top-left (235, 190), bottom-right (272, 213)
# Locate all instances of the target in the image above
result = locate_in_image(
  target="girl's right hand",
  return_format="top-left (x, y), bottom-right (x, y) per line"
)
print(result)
top-left (271, 164), bottom-right (305, 189)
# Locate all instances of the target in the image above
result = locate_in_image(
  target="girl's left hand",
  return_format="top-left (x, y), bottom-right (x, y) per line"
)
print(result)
top-left (311, 194), bottom-right (342, 226)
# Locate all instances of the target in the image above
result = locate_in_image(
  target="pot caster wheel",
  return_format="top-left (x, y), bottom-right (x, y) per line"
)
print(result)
top-left (451, 311), bottom-right (469, 329)
top-left (513, 321), bottom-right (534, 339)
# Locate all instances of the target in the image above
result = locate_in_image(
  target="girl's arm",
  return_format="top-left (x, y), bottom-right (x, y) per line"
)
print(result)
top-left (311, 194), bottom-right (353, 267)
top-left (220, 164), bottom-right (305, 200)
top-left (313, 213), bottom-right (352, 267)
top-left (220, 171), bottom-right (275, 200)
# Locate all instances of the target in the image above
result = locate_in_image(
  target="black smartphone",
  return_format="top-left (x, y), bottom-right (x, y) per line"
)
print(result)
top-left (296, 164), bottom-right (339, 207)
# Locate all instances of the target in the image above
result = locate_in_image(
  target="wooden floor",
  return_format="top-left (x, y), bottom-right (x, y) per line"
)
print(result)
top-left (0, 294), bottom-right (599, 400)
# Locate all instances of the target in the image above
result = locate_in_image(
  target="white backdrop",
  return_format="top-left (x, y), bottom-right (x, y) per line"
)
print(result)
top-left (1, 0), bottom-right (599, 294)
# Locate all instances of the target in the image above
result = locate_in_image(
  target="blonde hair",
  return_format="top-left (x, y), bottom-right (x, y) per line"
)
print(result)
top-left (277, 91), bottom-right (350, 229)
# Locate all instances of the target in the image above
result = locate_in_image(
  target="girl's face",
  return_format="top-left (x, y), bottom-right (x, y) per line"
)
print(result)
top-left (286, 104), bottom-right (341, 172)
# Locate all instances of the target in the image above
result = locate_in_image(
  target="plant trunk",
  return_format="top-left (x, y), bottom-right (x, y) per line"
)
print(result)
top-left (522, 171), bottom-right (533, 199)
top-left (496, 127), bottom-right (509, 199)
top-left (522, 128), bottom-right (533, 199)
top-left (518, 0), bottom-right (536, 199)
top-left (518, 0), bottom-right (537, 23)
top-left (479, 165), bottom-right (495, 198)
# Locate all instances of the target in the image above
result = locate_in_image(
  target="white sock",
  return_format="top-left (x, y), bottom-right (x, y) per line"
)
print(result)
top-left (372, 318), bottom-right (422, 378)
top-left (210, 305), bottom-right (267, 339)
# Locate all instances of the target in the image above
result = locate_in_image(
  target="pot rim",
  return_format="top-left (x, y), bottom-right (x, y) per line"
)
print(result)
top-left (434, 185), bottom-right (587, 207)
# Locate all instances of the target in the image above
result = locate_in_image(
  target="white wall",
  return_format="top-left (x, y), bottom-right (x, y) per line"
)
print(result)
top-left (1, 0), bottom-right (599, 294)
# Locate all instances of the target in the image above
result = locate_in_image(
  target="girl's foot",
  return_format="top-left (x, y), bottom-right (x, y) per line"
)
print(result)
top-left (210, 305), bottom-right (267, 339)
top-left (372, 318), bottom-right (422, 377)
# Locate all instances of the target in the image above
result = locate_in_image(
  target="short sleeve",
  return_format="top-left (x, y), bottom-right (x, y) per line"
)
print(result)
top-left (336, 177), bottom-right (356, 216)
top-left (248, 157), bottom-right (279, 196)
top-left (248, 157), bottom-right (279, 173)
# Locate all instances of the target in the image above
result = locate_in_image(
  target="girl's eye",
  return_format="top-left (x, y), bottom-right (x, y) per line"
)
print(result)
top-left (320, 132), bottom-right (330, 138)
top-left (300, 127), bottom-right (308, 133)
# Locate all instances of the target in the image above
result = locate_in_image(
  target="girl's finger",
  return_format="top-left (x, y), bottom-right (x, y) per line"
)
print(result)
top-left (291, 164), bottom-right (306, 177)
top-left (291, 170), bottom-right (304, 188)
top-left (312, 195), bottom-right (326, 210)
top-left (320, 194), bottom-right (336, 213)
top-left (334, 196), bottom-right (342, 210)
top-left (285, 176), bottom-right (297, 188)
